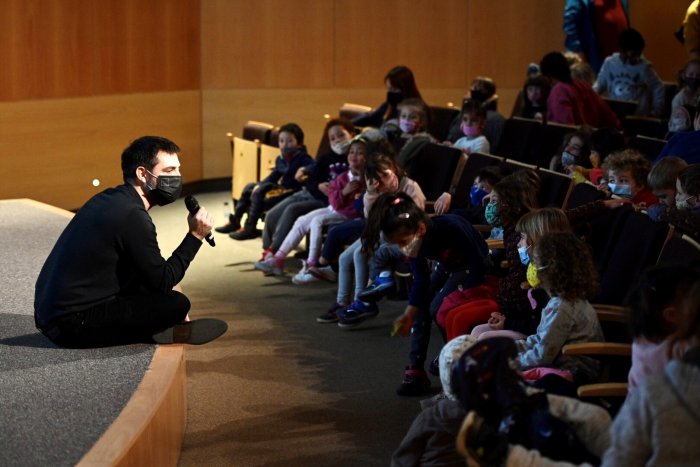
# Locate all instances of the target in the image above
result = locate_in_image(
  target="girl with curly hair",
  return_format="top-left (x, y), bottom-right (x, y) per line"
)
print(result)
top-left (517, 231), bottom-right (604, 395)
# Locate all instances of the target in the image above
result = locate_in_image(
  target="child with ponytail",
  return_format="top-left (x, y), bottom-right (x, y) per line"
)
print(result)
top-left (366, 192), bottom-right (490, 396)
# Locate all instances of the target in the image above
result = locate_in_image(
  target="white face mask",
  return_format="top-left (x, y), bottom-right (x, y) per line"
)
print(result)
top-left (331, 139), bottom-right (351, 155)
top-left (400, 234), bottom-right (422, 258)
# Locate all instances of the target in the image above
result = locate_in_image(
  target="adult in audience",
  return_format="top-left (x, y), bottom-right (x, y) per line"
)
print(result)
top-left (34, 136), bottom-right (227, 348)
top-left (540, 51), bottom-right (620, 128)
top-left (563, 0), bottom-right (629, 74)
top-left (352, 65), bottom-right (423, 129)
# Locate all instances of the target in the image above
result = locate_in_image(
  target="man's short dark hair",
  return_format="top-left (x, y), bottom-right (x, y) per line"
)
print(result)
top-left (121, 136), bottom-right (180, 182)
top-left (279, 123), bottom-right (304, 145)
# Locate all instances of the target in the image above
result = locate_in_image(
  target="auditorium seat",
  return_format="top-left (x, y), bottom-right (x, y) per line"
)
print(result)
top-left (622, 115), bottom-right (666, 139)
top-left (494, 117), bottom-right (541, 163)
top-left (626, 135), bottom-right (667, 161)
top-left (339, 102), bottom-right (372, 122)
top-left (532, 121), bottom-right (580, 169)
top-left (242, 120), bottom-right (275, 143)
top-left (536, 168), bottom-right (574, 208)
top-left (427, 105), bottom-right (460, 141)
top-left (602, 97), bottom-right (638, 123)
top-left (407, 142), bottom-right (465, 212)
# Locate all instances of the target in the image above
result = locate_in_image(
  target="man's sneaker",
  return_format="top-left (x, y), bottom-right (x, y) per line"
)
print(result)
top-left (152, 319), bottom-right (228, 345)
top-left (316, 303), bottom-right (345, 323)
top-left (337, 300), bottom-right (379, 328)
top-left (357, 271), bottom-right (395, 302)
top-left (254, 249), bottom-right (275, 271)
top-left (396, 366), bottom-right (431, 396)
top-left (307, 265), bottom-right (337, 283)
top-left (292, 260), bottom-right (320, 285)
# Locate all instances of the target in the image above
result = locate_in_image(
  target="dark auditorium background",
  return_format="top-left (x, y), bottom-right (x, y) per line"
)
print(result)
top-left (0, 0), bottom-right (688, 210)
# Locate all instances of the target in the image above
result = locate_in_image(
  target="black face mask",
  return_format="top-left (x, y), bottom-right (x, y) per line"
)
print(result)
top-left (470, 89), bottom-right (487, 103)
top-left (146, 172), bottom-right (183, 206)
top-left (387, 90), bottom-right (403, 106)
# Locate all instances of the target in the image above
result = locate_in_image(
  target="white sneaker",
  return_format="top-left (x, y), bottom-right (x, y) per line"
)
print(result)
top-left (292, 261), bottom-right (320, 285)
top-left (308, 265), bottom-right (337, 283)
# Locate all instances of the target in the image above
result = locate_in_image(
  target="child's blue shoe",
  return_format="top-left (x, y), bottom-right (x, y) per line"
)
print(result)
top-left (337, 300), bottom-right (379, 328)
top-left (357, 271), bottom-right (395, 302)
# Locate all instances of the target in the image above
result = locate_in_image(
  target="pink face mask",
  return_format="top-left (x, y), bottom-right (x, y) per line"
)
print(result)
top-left (400, 119), bottom-right (418, 134)
top-left (460, 122), bottom-right (480, 137)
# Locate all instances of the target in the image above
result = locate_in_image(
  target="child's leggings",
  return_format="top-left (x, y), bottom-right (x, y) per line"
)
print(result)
top-left (277, 206), bottom-right (347, 264)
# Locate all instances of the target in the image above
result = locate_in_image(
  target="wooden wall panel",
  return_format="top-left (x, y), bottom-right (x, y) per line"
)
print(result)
top-left (0, 0), bottom-right (94, 100)
top-left (0, 0), bottom-right (200, 101)
top-left (92, 0), bottom-right (201, 95)
top-left (0, 91), bottom-right (202, 210)
top-left (333, 0), bottom-right (469, 89)
top-left (466, 1), bottom-right (566, 89)
top-left (200, 0), bottom-right (334, 88)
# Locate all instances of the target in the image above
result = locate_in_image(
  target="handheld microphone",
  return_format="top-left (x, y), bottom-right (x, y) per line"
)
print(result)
top-left (185, 195), bottom-right (215, 247)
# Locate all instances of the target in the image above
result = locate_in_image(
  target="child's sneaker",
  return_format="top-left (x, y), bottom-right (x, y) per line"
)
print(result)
top-left (316, 303), bottom-right (345, 323)
top-left (337, 299), bottom-right (379, 328)
top-left (254, 249), bottom-right (275, 272)
top-left (263, 256), bottom-right (285, 276)
top-left (308, 265), bottom-right (337, 283)
top-left (357, 271), bottom-right (395, 302)
top-left (396, 366), bottom-right (431, 396)
top-left (292, 260), bottom-right (320, 285)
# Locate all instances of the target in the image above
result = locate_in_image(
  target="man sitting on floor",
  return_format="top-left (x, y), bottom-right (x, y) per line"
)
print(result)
top-left (34, 135), bottom-right (227, 348)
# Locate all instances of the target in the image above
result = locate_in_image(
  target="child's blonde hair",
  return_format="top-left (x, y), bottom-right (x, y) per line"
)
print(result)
top-left (515, 208), bottom-right (571, 245)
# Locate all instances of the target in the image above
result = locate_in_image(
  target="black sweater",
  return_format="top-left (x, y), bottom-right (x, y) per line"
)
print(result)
top-left (34, 184), bottom-right (202, 326)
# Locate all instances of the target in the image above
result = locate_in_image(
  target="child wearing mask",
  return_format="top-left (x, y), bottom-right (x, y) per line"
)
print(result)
top-left (220, 123), bottom-right (314, 240)
top-left (600, 149), bottom-right (659, 209)
top-left (316, 147), bottom-right (425, 325)
top-left (649, 164), bottom-right (700, 242)
top-left (255, 119), bottom-right (356, 267)
top-left (512, 74), bottom-right (551, 121)
top-left (451, 99), bottom-right (490, 155)
top-left (371, 193), bottom-right (490, 396)
top-left (518, 232), bottom-right (604, 395)
top-left (395, 98), bottom-right (435, 172)
top-left (602, 278), bottom-right (700, 466)
top-left (625, 265), bottom-right (699, 392)
top-left (549, 129), bottom-right (592, 182)
top-left (257, 134), bottom-right (367, 280)
top-left (594, 28), bottom-right (665, 117)
top-left (647, 156), bottom-right (688, 208)
top-left (668, 59), bottom-right (700, 134)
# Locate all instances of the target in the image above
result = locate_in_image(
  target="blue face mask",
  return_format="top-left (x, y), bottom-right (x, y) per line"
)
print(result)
top-left (517, 245), bottom-right (530, 265)
top-left (608, 183), bottom-right (632, 198)
top-left (561, 151), bottom-right (576, 167)
top-left (470, 186), bottom-right (488, 207)
top-left (484, 202), bottom-right (502, 226)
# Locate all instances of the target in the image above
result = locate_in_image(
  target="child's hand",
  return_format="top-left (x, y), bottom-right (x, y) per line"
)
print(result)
top-left (487, 312), bottom-right (505, 330)
top-left (602, 198), bottom-right (631, 209)
top-left (597, 182), bottom-right (612, 197)
top-left (392, 306), bottom-right (418, 337)
top-left (317, 182), bottom-right (330, 196)
top-left (342, 180), bottom-right (363, 196)
top-left (294, 166), bottom-right (308, 182)
top-left (434, 192), bottom-right (452, 215)
top-left (366, 177), bottom-right (380, 193)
